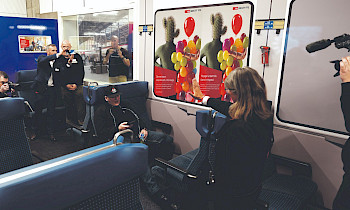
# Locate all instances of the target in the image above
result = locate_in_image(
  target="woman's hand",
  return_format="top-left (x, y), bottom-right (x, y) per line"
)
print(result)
top-left (191, 78), bottom-right (205, 100)
top-left (340, 56), bottom-right (350, 83)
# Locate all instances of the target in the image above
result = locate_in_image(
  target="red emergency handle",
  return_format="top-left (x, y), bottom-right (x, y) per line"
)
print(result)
top-left (260, 46), bottom-right (270, 64)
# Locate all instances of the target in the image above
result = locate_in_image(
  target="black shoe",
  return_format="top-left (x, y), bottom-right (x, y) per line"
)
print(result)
top-left (49, 134), bottom-right (57, 142)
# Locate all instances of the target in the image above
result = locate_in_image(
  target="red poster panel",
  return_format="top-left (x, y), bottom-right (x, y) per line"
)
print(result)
top-left (20, 39), bottom-right (29, 48)
top-left (199, 65), bottom-right (222, 98)
top-left (154, 66), bottom-right (177, 97)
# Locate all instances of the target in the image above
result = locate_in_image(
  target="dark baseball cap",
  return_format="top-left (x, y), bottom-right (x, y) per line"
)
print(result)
top-left (104, 85), bottom-right (121, 97)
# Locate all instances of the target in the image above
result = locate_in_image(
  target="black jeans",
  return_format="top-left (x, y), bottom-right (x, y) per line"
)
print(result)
top-left (61, 85), bottom-right (85, 124)
top-left (33, 86), bottom-right (58, 135)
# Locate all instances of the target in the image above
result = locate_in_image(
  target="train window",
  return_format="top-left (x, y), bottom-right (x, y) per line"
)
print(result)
top-left (61, 9), bottom-right (134, 84)
top-left (277, 0), bottom-right (348, 134)
top-left (153, 2), bottom-right (254, 105)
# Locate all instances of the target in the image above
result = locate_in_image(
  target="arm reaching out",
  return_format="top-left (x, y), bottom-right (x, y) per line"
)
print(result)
top-left (192, 78), bottom-right (205, 100)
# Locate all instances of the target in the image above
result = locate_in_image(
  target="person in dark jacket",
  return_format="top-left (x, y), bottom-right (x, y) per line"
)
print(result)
top-left (333, 56), bottom-right (350, 210)
top-left (59, 40), bottom-right (85, 125)
top-left (31, 44), bottom-right (67, 141)
top-left (192, 67), bottom-right (273, 209)
top-left (94, 85), bottom-right (174, 205)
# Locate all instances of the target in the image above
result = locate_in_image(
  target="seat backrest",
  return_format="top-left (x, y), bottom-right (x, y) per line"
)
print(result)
top-left (83, 81), bottom-right (150, 137)
top-left (15, 70), bottom-right (37, 107)
top-left (185, 110), bottom-right (228, 176)
top-left (0, 141), bottom-right (148, 209)
top-left (15, 69), bottom-right (37, 88)
top-left (195, 110), bottom-right (228, 138)
top-left (0, 97), bottom-right (33, 174)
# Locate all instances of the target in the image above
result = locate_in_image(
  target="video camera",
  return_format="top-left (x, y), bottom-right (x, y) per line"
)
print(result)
top-left (4, 81), bottom-right (19, 97)
top-left (65, 50), bottom-right (75, 55)
top-left (306, 34), bottom-right (350, 77)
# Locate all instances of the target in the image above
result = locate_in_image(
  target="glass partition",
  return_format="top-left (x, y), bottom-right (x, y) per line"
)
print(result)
top-left (62, 9), bottom-right (133, 84)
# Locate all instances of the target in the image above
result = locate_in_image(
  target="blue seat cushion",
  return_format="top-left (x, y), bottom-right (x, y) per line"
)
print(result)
top-left (259, 188), bottom-right (302, 210)
top-left (262, 174), bottom-right (318, 201)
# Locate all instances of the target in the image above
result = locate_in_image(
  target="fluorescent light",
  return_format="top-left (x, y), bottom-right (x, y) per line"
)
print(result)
top-left (17, 25), bottom-right (47, 30)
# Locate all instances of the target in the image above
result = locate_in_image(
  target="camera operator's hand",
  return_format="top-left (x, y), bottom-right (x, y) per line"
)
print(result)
top-left (103, 48), bottom-right (116, 65)
top-left (0, 83), bottom-right (9, 93)
top-left (340, 56), bottom-right (350, 83)
top-left (68, 54), bottom-right (74, 64)
top-left (57, 50), bottom-right (69, 58)
top-left (66, 84), bottom-right (77, 91)
top-left (117, 48), bottom-right (123, 58)
top-left (109, 48), bottom-right (116, 56)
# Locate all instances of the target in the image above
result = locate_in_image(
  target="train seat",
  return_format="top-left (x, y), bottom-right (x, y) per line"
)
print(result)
top-left (152, 109), bottom-right (319, 209)
top-left (0, 135), bottom-right (148, 209)
top-left (15, 69), bottom-right (66, 131)
top-left (71, 81), bottom-right (153, 146)
top-left (74, 81), bottom-right (174, 160)
top-left (14, 69), bottom-right (37, 106)
top-left (0, 97), bottom-right (33, 174)
top-left (151, 110), bottom-right (231, 208)
top-left (258, 154), bottom-right (319, 209)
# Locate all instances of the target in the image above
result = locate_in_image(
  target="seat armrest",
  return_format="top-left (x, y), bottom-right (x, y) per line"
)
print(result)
top-left (151, 120), bottom-right (172, 135)
top-left (113, 129), bottom-right (134, 145)
top-left (155, 158), bottom-right (197, 179)
top-left (270, 154), bottom-right (312, 178)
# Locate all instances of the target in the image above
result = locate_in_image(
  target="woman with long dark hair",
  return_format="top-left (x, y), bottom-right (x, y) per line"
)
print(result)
top-left (192, 67), bottom-right (273, 209)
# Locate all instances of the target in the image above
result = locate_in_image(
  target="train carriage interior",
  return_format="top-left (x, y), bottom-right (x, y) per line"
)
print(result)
top-left (0, 0), bottom-right (349, 209)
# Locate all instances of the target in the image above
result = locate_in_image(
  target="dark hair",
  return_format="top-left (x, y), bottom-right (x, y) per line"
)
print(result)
top-left (224, 67), bottom-right (272, 121)
top-left (0, 71), bottom-right (9, 79)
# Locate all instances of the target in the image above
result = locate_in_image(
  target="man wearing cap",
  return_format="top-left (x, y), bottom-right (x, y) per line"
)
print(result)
top-left (94, 85), bottom-right (174, 204)
top-left (94, 85), bottom-right (149, 142)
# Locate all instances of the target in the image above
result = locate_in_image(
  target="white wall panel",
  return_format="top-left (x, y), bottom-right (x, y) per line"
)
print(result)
top-left (147, 99), bottom-right (201, 154)
top-left (249, 30), bottom-right (268, 80)
top-left (0, 0), bottom-right (26, 17)
top-left (270, 0), bottom-right (287, 19)
top-left (40, 0), bottom-right (53, 14)
top-left (53, 0), bottom-right (84, 14)
top-left (263, 30), bottom-right (284, 103)
top-left (84, 0), bottom-right (134, 11)
top-left (255, 0), bottom-right (271, 19)
top-left (134, 0), bottom-right (146, 81)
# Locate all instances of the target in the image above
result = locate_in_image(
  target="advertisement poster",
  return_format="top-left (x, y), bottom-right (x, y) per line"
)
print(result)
top-left (154, 2), bottom-right (253, 104)
top-left (18, 35), bottom-right (52, 53)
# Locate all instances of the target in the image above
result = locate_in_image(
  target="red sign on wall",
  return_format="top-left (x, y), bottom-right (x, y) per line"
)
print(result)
top-left (20, 38), bottom-right (29, 48)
